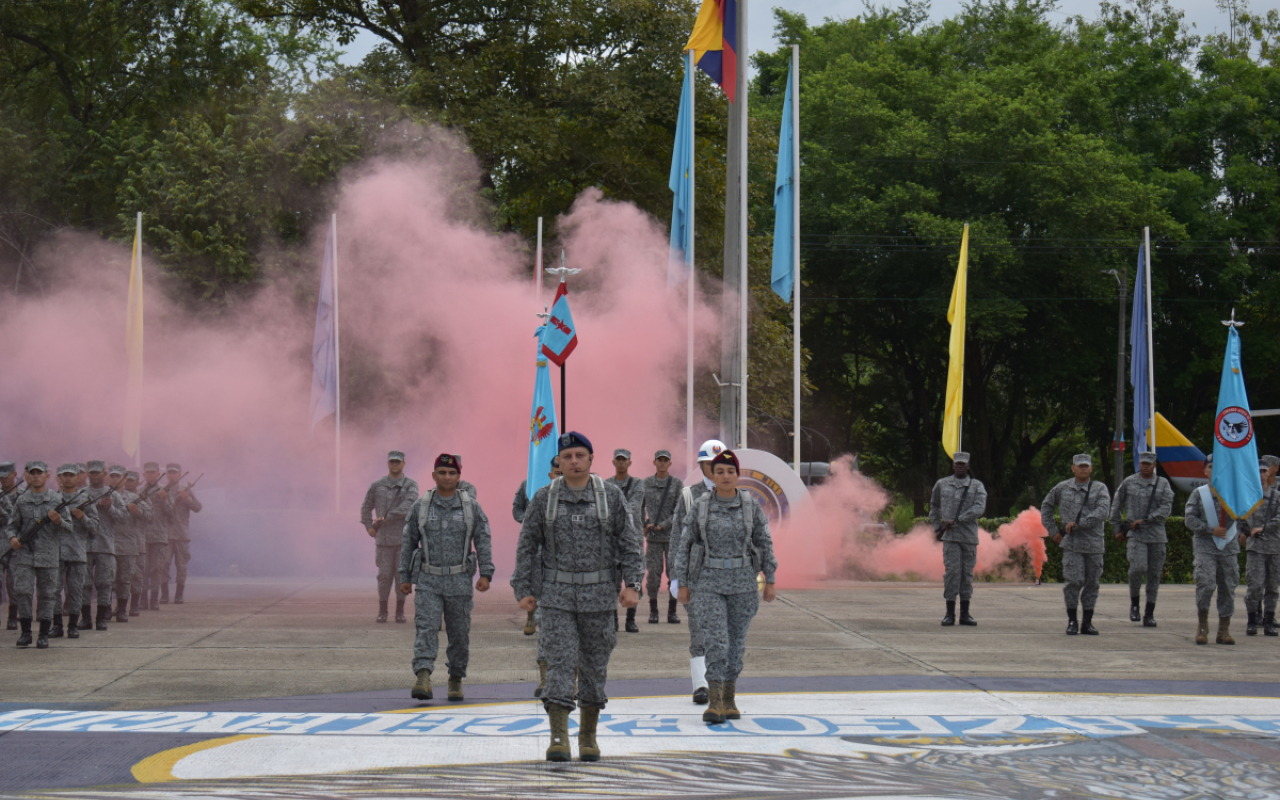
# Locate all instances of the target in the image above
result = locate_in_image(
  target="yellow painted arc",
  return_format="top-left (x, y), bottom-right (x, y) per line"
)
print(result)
top-left (131, 734), bottom-right (264, 783)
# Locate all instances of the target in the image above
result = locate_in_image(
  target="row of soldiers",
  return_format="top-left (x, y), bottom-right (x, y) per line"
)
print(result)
top-left (929, 449), bottom-right (1280, 643)
top-left (3, 460), bottom-right (202, 648)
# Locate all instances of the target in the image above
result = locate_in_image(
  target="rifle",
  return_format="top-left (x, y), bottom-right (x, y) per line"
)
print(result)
top-left (79, 475), bottom-right (127, 511)
top-left (178, 473), bottom-right (203, 495)
top-left (139, 472), bottom-right (188, 502)
top-left (372, 483), bottom-right (408, 532)
top-left (2, 479), bottom-right (25, 499)
top-left (0, 489), bottom-right (87, 570)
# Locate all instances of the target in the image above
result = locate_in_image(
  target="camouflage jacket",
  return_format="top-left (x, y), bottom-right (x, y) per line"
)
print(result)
top-left (360, 475), bottom-right (419, 547)
top-left (928, 475), bottom-right (988, 544)
top-left (1041, 478), bottom-right (1111, 554)
top-left (1109, 474), bottom-right (1174, 544)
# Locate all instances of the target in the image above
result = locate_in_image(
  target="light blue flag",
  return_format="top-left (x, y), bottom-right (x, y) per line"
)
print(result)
top-left (309, 220), bottom-right (337, 428)
top-left (527, 326), bottom-right (561, 500)
top-left (1129, 244), bottom-right (1149, 471)
top-left (770, 63), bottom-right (796, 300)
top-left (1210, 326), bottom-right (1264, 533)
top-left (668, 52), bottom-right (694, 288)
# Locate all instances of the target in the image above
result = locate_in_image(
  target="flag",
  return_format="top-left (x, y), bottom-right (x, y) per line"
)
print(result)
top-left (685, 0), bottom-right (738, 103)
top-left (310, 219), bottom-right (338, 428)
top-left (1150, 412), bottom-right (1207, 488)
top-left (540, 282), bottom-right (578, 366)
top-left (941, 224), bottom-right (968, 457)
top-left (668, 52), bottom-right (694, 287)
top-left (770, 61), bottom-right (796, 300)
top-left (1209, 326), bottom-right (1264, 524)
top-left (527, 327), bottom-right (561, 500)
top-left (122, 215), bottom-right (144, 460)
top-left (1129, 243), bottom-right (1150, 471)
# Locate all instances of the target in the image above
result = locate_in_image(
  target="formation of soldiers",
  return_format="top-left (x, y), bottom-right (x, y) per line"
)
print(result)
top-left (3, 460), bottom-right (202, 648)
top-left (930, 450), bottom-right (1280, 645)
top-left (364, 436), bottom-right (778, 762)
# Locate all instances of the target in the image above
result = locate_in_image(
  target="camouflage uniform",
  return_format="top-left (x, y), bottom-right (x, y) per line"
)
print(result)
top-left (56, 486), bottom-right (97, 620)
top-left (928, 475), bottom-right (988, 601)
top-left (4, 489), bottom-right (72, 622)
top-left (458, 480), bottom-right (478, 500)
top-left (641, 475), bottom-right (684, 597)
top-left (511, 477), bottom-right (644, 711)
top-left (1244, 486), bottom-right (1280, 619)
top-left (512, 480), bottom-right (529, 525)
top-left (166, 485), bottom-right (201, 594)
top-left (400, 490), bottom-right (494, 677)
top-left (140, 479), bottom-right (172, 605)
top-left (1, 484), bottom-right (20, 622)
top-left (112, 486), bottom-right (152, 617)
top-left (1041, 478), bottom-right (1111, 610)
top-left (1110, 473), bottom-right (1175, 603)
top-left (83, 485), bottom-right (125, 615)
top-left (673, 490), bottom-right (777, 683)
top-left (1184, 487), bottom-right (1239, 618)
top-left (360, 475), bottom-right (420, 607)
top-left (675, 481), bottom-right (713, 658)
top-left (512, 479), bottom-right (545, 657)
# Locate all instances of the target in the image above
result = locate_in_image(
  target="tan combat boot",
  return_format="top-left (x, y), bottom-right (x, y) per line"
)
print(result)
top-left (702, 680), bottom-right (725, 724)
top-left (524, 610), bottom-right (537, 636)
top-left (534, 659), bottom-right (548, 698)
top-left (448, 675), bottom-right (463, 701)
top-left (411, 669), bottom-right (433, 700)
top-left (578, 707), bottom-right (601, 761)
top-left (1217, 616), bottom-right (1235, 645)
top-left (545, 704), bottom-right (572, 762)
top-left (1195, 610), bottom-right (1210, 645)
top-left (723, 681), bottom-right (741, 720)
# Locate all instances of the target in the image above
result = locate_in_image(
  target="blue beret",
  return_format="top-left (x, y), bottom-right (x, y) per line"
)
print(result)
top-left (558, 431), bottom-right (593, 454)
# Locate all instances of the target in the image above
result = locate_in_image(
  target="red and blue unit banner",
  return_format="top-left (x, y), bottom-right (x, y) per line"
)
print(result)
top-left (686, 0), bottom-right (738, 103)
top-left (540, 282), bottom-right (578, 367)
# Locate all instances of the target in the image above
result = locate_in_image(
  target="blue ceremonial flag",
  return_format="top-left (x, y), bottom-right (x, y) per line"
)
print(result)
top-left (770, 62), bottom-right (796, 301)
top-left (668, 53), bottom-right (694, 288)
top-left (527, 326), bottom-right (561, 500)
top-left (1210, 326), bottom-right (1264, 529)
top-left (1129, 244), bottom-right (1149, 471)
top-left (540, 282), bottom-right (578, 366)
top-left (309, 219), bottom-right (338, 429)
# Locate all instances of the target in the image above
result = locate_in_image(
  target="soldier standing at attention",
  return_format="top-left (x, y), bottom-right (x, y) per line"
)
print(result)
top-left (121, 469), bottom-right (154, 619)
top-left (139, 462), bottom-right (171, 611)
top-left (1110, 451), bottom-right (1175, 627)
top-left (400, 454), bottom-right (494, 703)
top-left (83, 461), bottom-right (124, 631)
top-left (1041, 454), bottom-right (1111, 636)
top-left (674, 449), bottom-right (777, 725)
top-left (1, 462), bottom-right (22, 631)
top-left (929, 452), bottom-right (987, 627)
top-left (5, 461), bottom-right (71, 648)
top-left (605, 449), bottom-right (645, 633)
top-left (51, 464), bottom-right (94, 639)
top-left (1264, 455), bottom-right (1279, 489)
top-left (1243, 459), bottom-right (1280, 636)
top-left (674, 439), bottom-right (726, 704)
top-left (1185, 454), bottom-right (1240, 645)
top-left (162, 463), bottom-right (201, 604)
top-left (512, 432), bottom-right (643, 762)
top-left (361, 451), bottom-right (419, 624)
top-left (641, 450), bottom-right (684, 624)
top-left (513, 457), bottom-right (561, 642)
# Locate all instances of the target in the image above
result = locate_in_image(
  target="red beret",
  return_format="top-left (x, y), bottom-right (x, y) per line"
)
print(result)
top-left (434, 453), bottom-right (461, 472)
top-left (709, 449), bottom-right (739, 471)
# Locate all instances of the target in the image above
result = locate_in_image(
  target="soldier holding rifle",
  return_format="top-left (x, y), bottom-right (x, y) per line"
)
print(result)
top-left (361, 450), bottom-right (419, 624)
top-left (1110, 451), bottom-right (1174, 628)
top-left (4, 461), bottom-right (73, 648)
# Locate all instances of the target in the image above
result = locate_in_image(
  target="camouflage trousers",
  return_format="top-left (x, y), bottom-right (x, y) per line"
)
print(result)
top-left (942, 541), bottom-right (976, 601)
top-left (113, 554), bottom-right (139, 600)
top-left (1127, 541), bottom-right (1167, 602)
top-left (540, 607), bottom-right (616, 712)
top-left (375, 546), bottom-right (399, 604)
top-left (83, 553), bottom-right (116, 607)
top-left (1062, 551), bottom-right (1103, 610)
top-left (1194, 550), bottom-right (1238, 618)
top-left (645, 539), bottom-right (673, 597)
top-left (145, 543), bottom-right (169, 592)
top-left (685, 595), bottom-right (705, 657)
top-left (1245, 551), bottom-right (1280, 618)
top-left (11, 564), bottom-right (58, 621)
top-left (691, 589), bottom-right (759, 683)
top-left (58, 560), bottom-right (86, 616)
top-left (167, 540), bottom-right (191, 585)
top-left (2, 565), bottom-right (13, 606)
top-left (412, 588), bottom-right (473, 677)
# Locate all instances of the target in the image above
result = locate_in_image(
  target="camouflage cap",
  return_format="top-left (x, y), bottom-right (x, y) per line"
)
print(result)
top-left (25, 460), bottom-right (48, 473)
top-left (654, 449), bottom-right (672, 459)
top-left (952, 452), bottom-right (970, 463)
top-left (0, 462), bottom-right (15, 477)
top-left (57, 463), bottom-right (78, 476)
top-left (1072, 453), bottom-right (1093, 466)
top-left (1262, 459), bottom-right (1270, 470)
top-left (614, 449), bottom-right (631, 459)
top-left (387, 450), bottom-right (405, 462)
top-left (1263, 455), bottom-right (1280, 468)
top-left (1138, 451), bottom-right (1157, 464)
top-left (142, 461), bottom-right (160, 472)
top-left (125, 470), bottom-right (139, 480)
top-left (86, 460), bottom-right (107, 472)
top-left (108, 464), bottom-right (127, 476)
top-left (165, 462), bottom-right (181, 472)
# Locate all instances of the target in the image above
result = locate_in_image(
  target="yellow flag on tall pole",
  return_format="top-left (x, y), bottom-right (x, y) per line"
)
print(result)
top-left (123, 212), bottom-right (144, 464)
top-left (942, 223), bottom-right (969, 457)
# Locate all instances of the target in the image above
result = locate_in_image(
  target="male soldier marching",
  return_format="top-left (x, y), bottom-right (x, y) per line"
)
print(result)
top-left (139, 462), bottom-right (172, 610)
top-left (1185, 454), bottom-right (1240, 644)
top-left (360, 451), bottom-right (419, 624)
top-left (1243, 459), bottom-right (1280, 636)
top-left (118, 469), bottom-right (153, 620)
top-left (4, 461), bottom-right (71, 648)
top-left (605, 448), bottom-right (645, 633)
top-left (673, 439), bottom-right (726, 704)
top-left (929, 452), bottom-right (987, 627)
top-left (83, 461), bottom-right (125, 631)
top-left (1110, 451), bottom-right (1174, 627)
top-left (51, 464), bottom-right (95, 639)
top-left (1, 462), bottom-right (22, 630)
top-left (1041, 454), bottom-right (1111, 635)
top-left (400, 454), bottom-right (494, 702)
top-left (162, 463), bottom-right (201, 604)
top-left (641, 449), bottom-right (683, 624)
top-left (512, 432), bottom-right (644, 762)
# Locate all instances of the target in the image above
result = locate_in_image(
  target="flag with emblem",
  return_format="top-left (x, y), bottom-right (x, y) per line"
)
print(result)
top-left (540, 281), bottom-right (578, 366)
top-left (1209, 325), bottom-right (1263, 526)
top-left (527, 326), bottom-right (561, 500)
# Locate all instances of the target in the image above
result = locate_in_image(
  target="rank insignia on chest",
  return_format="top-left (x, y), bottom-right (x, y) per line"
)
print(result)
top-left (571, 514), bottom-right (585, 524)
top-left (428, 510), bottom-right (438, 521)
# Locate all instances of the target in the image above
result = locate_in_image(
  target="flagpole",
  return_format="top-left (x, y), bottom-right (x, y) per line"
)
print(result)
top-left (686, 49), bottom-right (697, 474)
top-left (1144, 226), bottom-right (1155, 454)
top-left (332, 213), bottom-right (342, 513)
top-left (135, 211), bottom-right (143, 470)
top-left (535, 217), bottom-right (543, 304)
top-left (790, 44), bottom-right (801, 472)
top-left (738, 0), bottom-right (749, 450)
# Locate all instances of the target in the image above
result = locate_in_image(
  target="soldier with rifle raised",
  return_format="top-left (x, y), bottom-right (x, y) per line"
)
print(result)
top-left (1, 462), bottom-right (24, 630)
top-left (50, 464), bottom-right (96, 639)
top-left (1110, 451), bottom-right (1175, 628)
top-left (139, 462), bottom-right (174, 610)
top-left (163, 465), bottom-right (202, 604)
top-left (3, 461), bottom-right (74, 648)
top-left (81, 462), bottom-right (126, 631)
top-left (116, 468), bottom-right (153, 621)
top-left (361, 450), bottom-right (419, 624)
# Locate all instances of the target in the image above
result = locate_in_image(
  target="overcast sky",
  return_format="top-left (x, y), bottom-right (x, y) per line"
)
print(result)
top-left (335, 0), bottom-right (1237, 66)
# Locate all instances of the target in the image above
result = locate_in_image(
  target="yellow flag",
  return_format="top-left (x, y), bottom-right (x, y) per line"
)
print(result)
top-left (942, 224), bottom-right (968, 457)
top-left (123, 214), bottom-right (144, 460)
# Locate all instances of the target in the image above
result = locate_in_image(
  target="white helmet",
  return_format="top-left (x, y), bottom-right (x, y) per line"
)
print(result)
top-left (697, 440), bottom-right (728, 462)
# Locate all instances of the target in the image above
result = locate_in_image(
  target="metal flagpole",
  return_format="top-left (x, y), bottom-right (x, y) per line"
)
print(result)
top-left (332, 213), bottom-right (341, 512)
top-left (545, 254), bottom-right (580, 430)
top-left (790, 44), bottom-right (801, 472)
top-left (135, 211), bottom-right (143, 470)
top-left (686, 49), bottom-right (697, 474)
top-left (535, 217), bottom-right (543, 304)
top-left (1144, 226), bottom-right (1155, 454)
top-left (737, 0), bottom-right (749, 449)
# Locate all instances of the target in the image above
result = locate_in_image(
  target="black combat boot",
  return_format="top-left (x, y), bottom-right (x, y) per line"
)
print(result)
top-left (1247, 611), bottom-right (1259, 636)
top-left (159, 583), bottom-right (169, 604)
top-left (80, 604), bottom-right (91, 625)
top-left (16, 619), bottom-right (32, 647)
top-left (1266, 614), bottom-right (1280, 637)
top-left (613, 609), bottom-right (619, 631)
top-left (36, 619), bottom-right (50, 649)
top-left (648, 597), bottom-right (660, 624)
top-left (67, 614), bottom-right (79, 639)
top-left (625, 607), bottom-right (639, 633)
top-left (1081, 608), bottom-right (1099, 635)
top-left (668, 596), bottom-right (681, 624)
top-left (148, 587), bottom-right (160, 611)
top-left (394, 597), bottom-right (406, 624)
top-left (959, 600), bottom-right (977, 626)
top-left (6, 605), bottom-right (17, 630)
top-left (1129, 597), bottom-right (1140, 622)
top-left (941, 601), bottom-right (956, 627)
top-left (96, 605), bottom-right (110, 631)
top-left (1143, 602), bottom-right (1157, 628)
top-left (50, 614), bottom-right (64, 638)
top-left (129, 593), bottom-right (141, 617)
top-left (376, 601), bottom-right (388, 623)
top-left (1065, 607), bottom-right (1079, 635)
top-left (116, 597), bottom-right (129, 623)
top-left (174, 583), bottom-right (185, 604)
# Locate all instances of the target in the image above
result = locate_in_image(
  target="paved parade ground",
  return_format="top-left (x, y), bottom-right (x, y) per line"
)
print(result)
top-left (2, 577), bottom-right (1280, 798)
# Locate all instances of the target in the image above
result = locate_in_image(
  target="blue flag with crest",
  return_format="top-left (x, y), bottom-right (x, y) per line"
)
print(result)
top-left (1210, 326), bottom-right (1264, 525)
top-left (526, 326), bottom-right (561, 500)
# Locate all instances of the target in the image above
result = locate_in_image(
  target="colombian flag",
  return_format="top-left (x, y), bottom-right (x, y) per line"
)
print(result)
top-left (686, 0), bottom-right (738, 103)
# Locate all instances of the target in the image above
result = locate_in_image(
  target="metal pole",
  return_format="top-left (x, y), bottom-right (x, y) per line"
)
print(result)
top-left (686, 50), bottom-right (697, 474)
top-left (535, 217), bottom-right (543, 305)
top-left (1144, 227), bottom-right (1155, 454)
top-left (332, 213), bottom-right (341, 513)
top-left (737, 0), bottom-right (749, 449)
top-left (560, 363), bottom-right (566, 430)
top-left (791, 44), bottom-right (801, 472)
top-left (1114, 266), bottom-right (1126, 490)
top-left (135, 211), bottom-right (143, 470)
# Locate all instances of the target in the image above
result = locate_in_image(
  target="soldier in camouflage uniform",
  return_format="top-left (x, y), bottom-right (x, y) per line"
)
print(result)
top-left (400, 454), bottom-right (494, 702)
top-left (82, 461), bottom-right (125, 631)
top-left (4, 461), bottom-right (71, 648)
top-left (1041, 454), bottom-right (1111, 636)
top-left (361, 450), bottom-right (420, 624)
top-left (1110, 451), bottom-right (1175, 628)
top-left (929, 452), bottom-right (988, 627)
top-left (138, 462), bottom-right (173, 611)
top-left (1184, 454), bottom-right (1240, 645)
top-left (513, 457), bottom-right (561, 655)
top-left (1, 462), bottom-right (21, 630)
top-left (161, 463), bottom-right (201, 604)
top-left (605, 448), bottom-right (645, 633)
top-left (673, 439), bottom-right (725, 704)
top-left (641, 449), bottom-right (683, 625)
top-left (51, 464), bottom-right (95, 639)
top-left (115, 469), bottom-right (153, 621)
top-left (674, 449), bottom-right (777, 725)
top-left (1243, 459), bottom-right (1280, 636)
top-left (512, 431), bottom-right (644, 763)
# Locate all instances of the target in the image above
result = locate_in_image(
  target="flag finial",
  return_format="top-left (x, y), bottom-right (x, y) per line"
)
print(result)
top-left (1223, 308), bottom-right (1244, 328)
top-left (544, 250), bottom-right (580, 284)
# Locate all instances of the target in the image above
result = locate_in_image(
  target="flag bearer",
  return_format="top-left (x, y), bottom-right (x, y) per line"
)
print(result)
top-left (1110, 451), bottom-right (1175, 627)
top-left (929, 452), bottom-right (987, 627)
top-left (1041, 454), bottom-right (1111, 636)
top-left (1185, 455), bottom-right (1240, 645)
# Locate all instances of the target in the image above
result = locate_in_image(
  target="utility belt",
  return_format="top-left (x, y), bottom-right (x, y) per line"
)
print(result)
top-left (543, 568), bottom-right (613, 585)
top-left (706, 556), bottom-right (748, 569)
top-left (421, 563), bottom-right (468, 577)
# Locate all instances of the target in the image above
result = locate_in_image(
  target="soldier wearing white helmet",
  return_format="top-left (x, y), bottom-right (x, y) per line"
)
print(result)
top-left (670, 439), bottom-right (726, 704)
